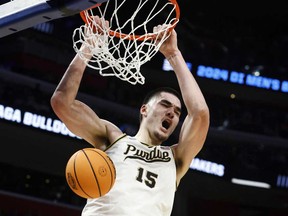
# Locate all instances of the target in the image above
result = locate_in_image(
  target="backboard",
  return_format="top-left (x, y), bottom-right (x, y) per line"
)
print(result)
top-left (0, 0), bottom-right (107, 38)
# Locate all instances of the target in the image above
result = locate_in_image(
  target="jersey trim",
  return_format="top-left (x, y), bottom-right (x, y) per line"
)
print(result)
top-left (104, 133), bottom-right (127, 152)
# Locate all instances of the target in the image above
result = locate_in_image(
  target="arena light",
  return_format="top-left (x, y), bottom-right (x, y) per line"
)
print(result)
top-left (33, 22), bottom-right (54, 34)
top-left (276, 175), bottom-right (288, 188)
top-left (231, 178), bottom-right (271, 189)
top-left (162, 59), bottom-right (192, 71)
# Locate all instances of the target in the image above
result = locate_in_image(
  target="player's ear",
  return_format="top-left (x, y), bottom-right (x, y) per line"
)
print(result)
top-left (140, 104), bottom-right (148, 117)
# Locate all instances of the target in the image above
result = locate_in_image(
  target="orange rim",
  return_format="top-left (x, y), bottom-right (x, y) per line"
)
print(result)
top-left (80, 0), bottom-right (180, 41)
top-left (80, 3), bottom-right (102, 24)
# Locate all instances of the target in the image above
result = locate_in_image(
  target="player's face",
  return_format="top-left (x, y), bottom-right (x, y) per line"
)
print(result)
top-left (144, 92), bottom-right (181, 143)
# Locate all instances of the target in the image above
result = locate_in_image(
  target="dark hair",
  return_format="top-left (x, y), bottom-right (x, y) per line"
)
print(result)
top-left (139, 87), bottom-right (182, 122)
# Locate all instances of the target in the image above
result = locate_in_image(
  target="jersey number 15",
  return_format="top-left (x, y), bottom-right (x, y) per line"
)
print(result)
top-left (136, 167), bottom-right (158, 188)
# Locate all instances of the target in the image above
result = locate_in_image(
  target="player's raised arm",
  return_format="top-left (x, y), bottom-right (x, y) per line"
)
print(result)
top-left (50, 17), bottom-right (122, 148)
top-left (157, 27), bottom-right (210, 183)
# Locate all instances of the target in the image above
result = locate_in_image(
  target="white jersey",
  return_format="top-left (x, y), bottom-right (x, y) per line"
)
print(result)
top-left (82, 135), bottom-right (177, 216)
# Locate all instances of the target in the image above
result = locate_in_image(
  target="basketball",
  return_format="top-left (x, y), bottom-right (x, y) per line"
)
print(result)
top-left (65, 148), bottom-right (116, 199)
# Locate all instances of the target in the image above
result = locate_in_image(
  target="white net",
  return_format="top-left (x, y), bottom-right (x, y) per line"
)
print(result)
top-left (73, 0), bottom-right (179, 85)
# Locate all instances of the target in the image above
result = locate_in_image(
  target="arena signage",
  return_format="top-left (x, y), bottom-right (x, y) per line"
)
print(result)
top-left (162, 59), bottom-right (288, 93)
top-left (190, 157), bottom-right (225, 177)
top-left (0, 103), bottom-right (80, 139)
top-left (196, 65), bottom-right (288, 93)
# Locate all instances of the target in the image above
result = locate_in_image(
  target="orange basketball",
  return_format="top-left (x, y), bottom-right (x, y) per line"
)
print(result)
top-left (65, 148), bottom-right (116, 199)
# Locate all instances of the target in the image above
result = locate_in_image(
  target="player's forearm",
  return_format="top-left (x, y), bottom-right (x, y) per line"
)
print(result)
top-left (54, 55), bottom-right (85, 102)
top-left (54, 45), bottom-right (92, 102)
top-left (168, 51), bottom-right (209, 115)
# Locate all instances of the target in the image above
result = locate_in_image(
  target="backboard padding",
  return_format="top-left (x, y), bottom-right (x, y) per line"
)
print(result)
top-left (0, 0), bottom-right (107, 38)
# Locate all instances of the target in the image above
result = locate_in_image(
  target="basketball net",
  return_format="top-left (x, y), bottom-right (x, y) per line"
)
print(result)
top-left (73, 0), bottom-right (180, 85)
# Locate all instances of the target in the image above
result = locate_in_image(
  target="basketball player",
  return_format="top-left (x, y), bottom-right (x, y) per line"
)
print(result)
top-left (50, 17), bottom-right (210, 215)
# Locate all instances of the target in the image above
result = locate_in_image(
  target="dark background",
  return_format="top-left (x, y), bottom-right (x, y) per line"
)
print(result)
top-left (0, 0), bottom-right (288, 215)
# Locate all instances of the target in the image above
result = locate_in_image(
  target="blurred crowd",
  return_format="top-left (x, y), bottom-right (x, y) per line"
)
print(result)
top-left (0, 162), bottom-right (85, 207)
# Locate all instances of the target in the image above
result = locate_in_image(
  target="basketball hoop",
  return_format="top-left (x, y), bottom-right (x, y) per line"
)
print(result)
top-left (73, 0), bottom-right (180, 85)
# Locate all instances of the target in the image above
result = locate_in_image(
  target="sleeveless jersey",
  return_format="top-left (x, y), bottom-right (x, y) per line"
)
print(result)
top-left (82, 135), bottom-right (177, 216)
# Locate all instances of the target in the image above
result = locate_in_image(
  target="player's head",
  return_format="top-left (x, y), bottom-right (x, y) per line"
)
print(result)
top-left (138, 87), bottom-right (182, 142)
top-left (139, 87), bottom-right (181, 121)
top-left (142, 86), bottom-right (181, 109)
